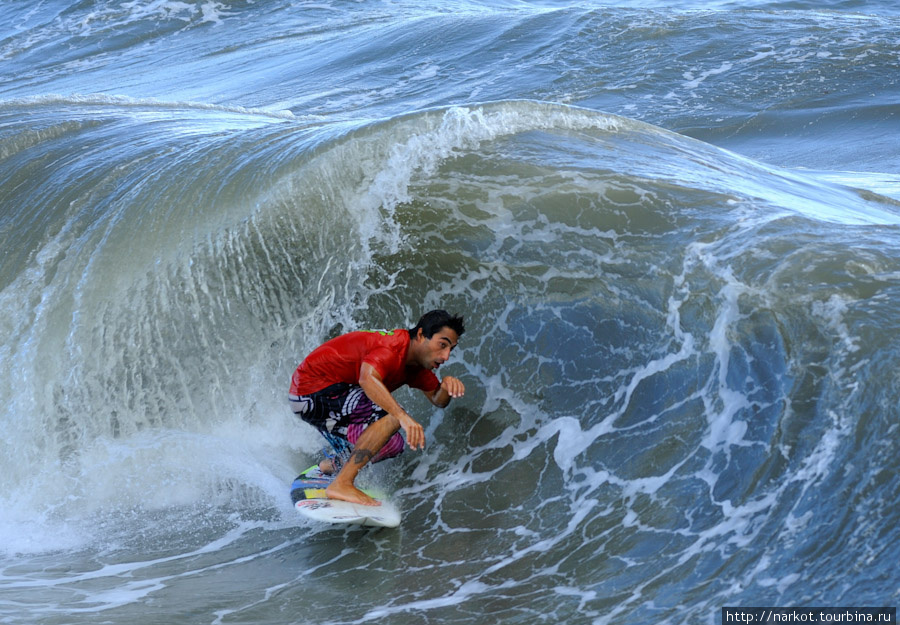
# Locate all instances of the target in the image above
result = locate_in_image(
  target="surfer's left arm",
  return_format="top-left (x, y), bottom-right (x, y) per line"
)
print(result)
top-left (424, 376), bottom-right (465, 408)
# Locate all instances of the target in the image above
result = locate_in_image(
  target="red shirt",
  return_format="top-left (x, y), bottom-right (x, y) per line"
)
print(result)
top-left (290, 329), bottom-right (440, 396)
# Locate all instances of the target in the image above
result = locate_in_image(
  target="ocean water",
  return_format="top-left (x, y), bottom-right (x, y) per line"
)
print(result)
top-left (2, 1), bottom-right (899, 624)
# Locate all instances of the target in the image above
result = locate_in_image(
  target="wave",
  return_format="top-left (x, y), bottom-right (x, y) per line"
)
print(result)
top-left (1, 98), bottom-right (899, 618)
top-left (5, 0), bottom-right (900, 620)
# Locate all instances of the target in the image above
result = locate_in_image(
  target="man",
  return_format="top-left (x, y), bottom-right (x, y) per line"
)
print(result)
top-left (289, 310), bottom-right (466, 506)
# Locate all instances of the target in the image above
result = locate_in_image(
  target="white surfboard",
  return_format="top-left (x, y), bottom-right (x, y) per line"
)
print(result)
top-left (294, 497), bottom-right (401, 528)
top-left (290, 466), bottom-right (401, 528)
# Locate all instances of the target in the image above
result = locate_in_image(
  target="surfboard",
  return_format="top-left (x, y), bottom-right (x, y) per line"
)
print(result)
top-left (290, 466), bottom-right (401, 528)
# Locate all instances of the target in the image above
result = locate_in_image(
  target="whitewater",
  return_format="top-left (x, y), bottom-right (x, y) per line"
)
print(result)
top-left (1, 1), bottom-right (899, 624)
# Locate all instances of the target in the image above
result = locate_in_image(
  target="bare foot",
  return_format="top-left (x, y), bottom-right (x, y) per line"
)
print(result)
top-left (325, 481), bottom-right (381, 506)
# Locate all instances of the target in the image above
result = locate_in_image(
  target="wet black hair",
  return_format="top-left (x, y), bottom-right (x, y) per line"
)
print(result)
top-left (409, 309), bottom-right (465, 340)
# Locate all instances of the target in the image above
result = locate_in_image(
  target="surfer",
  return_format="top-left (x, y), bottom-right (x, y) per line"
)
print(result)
top-left (289, 310), bottom-right (466, 506)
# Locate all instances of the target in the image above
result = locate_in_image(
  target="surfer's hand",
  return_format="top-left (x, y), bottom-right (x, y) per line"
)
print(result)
top-left (440, 376), bottom-right (465, 398)
top-left (397, 412), bottom-right (425, 450)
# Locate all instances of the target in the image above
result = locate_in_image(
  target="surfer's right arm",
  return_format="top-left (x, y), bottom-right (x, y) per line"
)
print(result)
top-left (358, 363), bottom-right (425, 450)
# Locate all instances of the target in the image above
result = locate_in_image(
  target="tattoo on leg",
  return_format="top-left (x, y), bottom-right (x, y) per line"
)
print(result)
top-left (351, 448), bottom-right (375, 465)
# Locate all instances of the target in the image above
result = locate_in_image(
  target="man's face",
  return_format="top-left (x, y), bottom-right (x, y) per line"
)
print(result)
top-left (413, 326), bottom-right (459, 370)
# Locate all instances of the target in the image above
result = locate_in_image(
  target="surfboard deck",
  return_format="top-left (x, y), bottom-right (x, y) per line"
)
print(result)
top-left (290, 466), bottom-right (401, 528)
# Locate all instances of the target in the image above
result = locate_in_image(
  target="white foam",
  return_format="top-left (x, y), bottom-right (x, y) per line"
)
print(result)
top-left (199, 1), bottom-right (228, 25)
top-left (118, 0), bottom-right (231, 26)
top-left (411, 63), bottom-right (440, 81)
top-left (683, 61), bottom-right (733, 89)
top-left (0, 402), bottom-right (311, 555)
top-left (811, 294), bottom-right (860, 354)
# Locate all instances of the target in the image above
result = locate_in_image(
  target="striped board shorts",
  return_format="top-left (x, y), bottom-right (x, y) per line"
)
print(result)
top-left (289, 383), bottom-right (405, 468)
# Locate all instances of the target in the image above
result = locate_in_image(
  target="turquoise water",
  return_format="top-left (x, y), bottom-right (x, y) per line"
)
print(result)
top-left (2, 2), bottom-right (899, 624)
